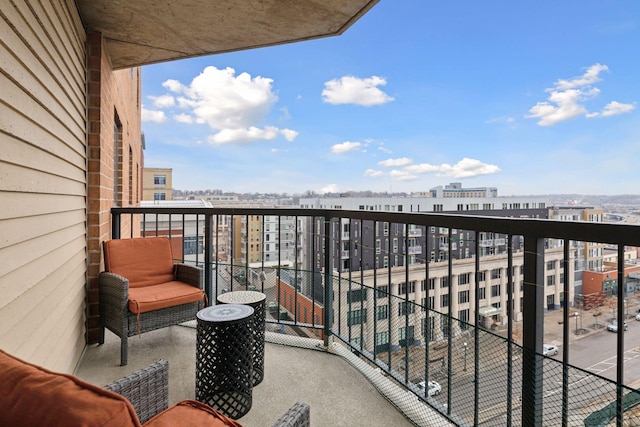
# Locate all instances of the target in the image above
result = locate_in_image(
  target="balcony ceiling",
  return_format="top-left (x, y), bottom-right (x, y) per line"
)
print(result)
top-left (76, 0), bottom-right (379, 70)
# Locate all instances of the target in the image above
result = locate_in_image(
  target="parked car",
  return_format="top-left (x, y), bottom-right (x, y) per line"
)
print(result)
top-left (635, 312), bottom-right (640, 321)
top-left (543, 344), bottom-right (558, 356)
top-left (416, 380), bottom-right (441, 396)
top-left (607, 319), bottom-right (628, 332)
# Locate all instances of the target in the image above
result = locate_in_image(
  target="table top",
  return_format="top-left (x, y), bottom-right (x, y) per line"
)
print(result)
top-left (197, 304), bottom-right (254, 323)
top-left (217, 290), bottom-right (266, 305)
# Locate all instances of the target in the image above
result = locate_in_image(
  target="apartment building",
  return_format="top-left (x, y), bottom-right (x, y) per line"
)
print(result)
top-left (142, 168), bottom-right (173, 201)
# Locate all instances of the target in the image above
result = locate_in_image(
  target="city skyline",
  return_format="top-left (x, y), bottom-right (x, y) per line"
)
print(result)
top-left (141, 1), bottom-right (638, 196)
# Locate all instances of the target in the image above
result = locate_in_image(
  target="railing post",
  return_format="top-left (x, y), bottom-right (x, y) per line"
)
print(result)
top-left (522, 235), bottom-right (545, 426)
top-left (112, 209), bottom-right (121, 239)
top-left (323, 215), bottom-right (333, 346)
top-left (204, 212), bottom-right (213, 304)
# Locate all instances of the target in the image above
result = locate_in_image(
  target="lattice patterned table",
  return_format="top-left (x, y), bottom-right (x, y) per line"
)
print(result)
top-left (195, 304), bottom-right (254, 419)
top-left (217, 290), bottom-right (266, 386)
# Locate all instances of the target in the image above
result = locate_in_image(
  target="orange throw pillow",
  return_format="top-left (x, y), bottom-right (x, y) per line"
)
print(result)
top-left (0, 349), bottom-right (140, 427)
top-left (144, 400), bottom-right (243, 427)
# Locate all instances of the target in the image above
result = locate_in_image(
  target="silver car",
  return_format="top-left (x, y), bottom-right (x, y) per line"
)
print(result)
top-left (543, 344), bottom-right (558, 356)
top-left (607, 319), bottom-right (628, 332)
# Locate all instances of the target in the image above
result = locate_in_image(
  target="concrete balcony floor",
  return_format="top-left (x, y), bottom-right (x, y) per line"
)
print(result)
top-left (75, 324), bottom-right (422, 426)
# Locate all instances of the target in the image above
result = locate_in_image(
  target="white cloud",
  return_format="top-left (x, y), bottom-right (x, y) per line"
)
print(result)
top-left (141, 106), bottom-right (167, 123)
top-left (389, 170), bottom-right (418, 181)
top-left (332, 141), bottom-right (362, 154)
top-left (207, 126), bottom-right (280, 145)
top-left (322, 75), bottom-right (394, 106)
top-left (319, 184), bottom-right (339, 194)
top-left (159, 66), bottom-right (297, 145)
top-left (378, 157), bottom-right (413, 167)
top-left (174, 113), bottom-right (194, 124)
top-left (405, 158), bottom-right (500, 178)
top-left (595, 101), bottom-right (636, 117)
top-left (280, 129), bottom-right (299, 141)
top-left (526, 64), bottom-right (634, 126)
top-left (149, 94), bottom-right (175, 108)
top-left (364, 169), bottom-right (385, 177)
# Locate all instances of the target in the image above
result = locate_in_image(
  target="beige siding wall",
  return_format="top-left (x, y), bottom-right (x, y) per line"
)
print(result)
top-left (0, 0), bottom-right (87, 372)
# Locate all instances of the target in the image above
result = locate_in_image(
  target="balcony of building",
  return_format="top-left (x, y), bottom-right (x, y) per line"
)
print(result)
top-left (94, 205), bottom-right (640, 426)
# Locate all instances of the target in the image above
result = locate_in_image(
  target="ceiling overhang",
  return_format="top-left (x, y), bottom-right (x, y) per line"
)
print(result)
top-left (76, 0), bottom-right (379, 70)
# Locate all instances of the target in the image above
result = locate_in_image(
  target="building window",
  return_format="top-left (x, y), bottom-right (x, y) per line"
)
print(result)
top-left (547, 260), bottom-right (555, 270)
top-left (441, 294), bottom-right (449, 307)
top-left (547, 275), bottom-right (555, 286)
top-left (376, 285), bottom-right (389, 298)
top-left (459, 273), bottom-right (470, 285)
top-left (184, 236), bottom-right (203, 255)
top-left (347, 289), bottom-right (367, 304)
top-left (459, 309), bottom-right (470, 329)
top-left (399, 325), bottom-right (415, 346)
top-left (429, 278), bottom-right (436, 289)
top-left (478, 287), bottom-right (486, 300)
top-left (398, 281), bottom-right (416, 295)
top-left (458, 290), bottom-right (469, 304)
top-left (491, 285), bottom-right (501, 297)
top-left (478, 271), bottom-right (486, 282)
top-left (154, 175), bottom-right (166, 185)
top-left (153, 192), bottom-right (166, 201)
top-left (376, 305), bottom-right (389, 320)
top-left (398, 301), bottom-right (416, 316)
top-left (491, 268), bottom-right (501, 279)
top-left (347, 309), bottom-right (367, 326)
top-left (376, 239), bottom-right (381, 255)
top-left (375, 331), bottom-right (390, 351)
top-left (441, 277), bottom-right (449, 288)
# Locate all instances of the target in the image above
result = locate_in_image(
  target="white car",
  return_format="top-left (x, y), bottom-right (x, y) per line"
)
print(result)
top-left (607, 319), bottom-right (628, 332)
top-left (543, 344), bottom-right (558, 356)
top-left (635, 312), bottom-right (640, 321)
top-left (417, 380), bottom-right (441, 396)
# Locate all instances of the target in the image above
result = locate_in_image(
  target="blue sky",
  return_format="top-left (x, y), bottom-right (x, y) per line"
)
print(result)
top-left (141, 1), bottom-right (639, 196)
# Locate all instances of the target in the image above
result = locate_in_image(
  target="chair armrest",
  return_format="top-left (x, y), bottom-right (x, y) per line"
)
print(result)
top-left (271, 402), bottom-right (310, 427)
top-left (104, 360), bottom-right (169, 424)
top-left (99, 271), bottom-right (129, 309)
top-left (175, 263), bottom-right (204, 289)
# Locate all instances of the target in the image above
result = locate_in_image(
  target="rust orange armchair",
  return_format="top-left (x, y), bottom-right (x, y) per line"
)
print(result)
top-left (99, 237), bottom-right (206, 365)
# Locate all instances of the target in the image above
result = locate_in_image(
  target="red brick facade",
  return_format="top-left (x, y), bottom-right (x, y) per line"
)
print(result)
top-left (86, 32), bottom-right (143, 344)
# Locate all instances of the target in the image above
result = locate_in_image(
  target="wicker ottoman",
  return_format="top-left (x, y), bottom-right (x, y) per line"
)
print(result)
top-left (195, 304), bottom-right (254, 419)
top-left (217, 290), bottom-right (266, 386)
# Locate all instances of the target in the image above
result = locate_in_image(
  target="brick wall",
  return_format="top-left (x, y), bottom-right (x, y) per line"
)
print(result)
top-left (86, 32), bottom-right (143, 344)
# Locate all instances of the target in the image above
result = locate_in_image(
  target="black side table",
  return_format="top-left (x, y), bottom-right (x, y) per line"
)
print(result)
top-left (217, 290), bottom-right (266, 386)
top-left (195, 304), bottom-right (254, 419)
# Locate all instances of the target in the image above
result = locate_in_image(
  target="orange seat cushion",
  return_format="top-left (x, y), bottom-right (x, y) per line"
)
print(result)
top-left (128, 281), bottom-right (205, 314)
top-left (0, 349), bottom-right (140, 427)
top-left (144, 400), bottom-right (243, 427)
top-left (104, 237), bottom-right (176, 288)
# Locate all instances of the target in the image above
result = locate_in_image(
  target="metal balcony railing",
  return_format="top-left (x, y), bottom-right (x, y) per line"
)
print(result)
top-left (111, 206), bottom-right (640, 427)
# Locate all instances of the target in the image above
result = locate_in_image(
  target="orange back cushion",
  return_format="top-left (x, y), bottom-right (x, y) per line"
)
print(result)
top-left (104, 237), bottom-right (176, 288)
top-left (0, 349), bottom-right (140, 427)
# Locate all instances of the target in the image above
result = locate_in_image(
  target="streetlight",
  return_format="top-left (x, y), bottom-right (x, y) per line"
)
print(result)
top-left (463, 342), bottom-right (468, 372)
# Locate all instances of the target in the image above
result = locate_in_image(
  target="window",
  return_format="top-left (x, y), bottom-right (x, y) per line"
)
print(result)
top-left (383, 222), bottom-right (389, 236)
top-left (376, 305), bottom-right (389, 320)
top-left (423, 317), bottom-right (435, 342)
top-left (399, 326), bottom-right (415, 346)
top-left (398, 281), bottom-right (416, 295)
top-left (153, 192), bottom-right (166, 201)
top-left (429, 278), bottom-right (436, 289)
top-left (376, 239), bottom-right (381, 255)
top-left (547, 260), bottom-right (555, 270)
top-left (441, 294), bottom-right (449, 307)
top-left (491, 285), bottom-right (501, 297)
top-left (347, 289), bottom-right (367, 304)
top-left (392, 238), bottom-right (398, 253)
top-left (398, 301), bottom-right (415, 316)
top-left (184, 236), bottom-right (203, 255)
top-left (347, 309), bottom-right (367, 326)
top-left (375, 331), bottom-right (390, 350)
top-left (458, 290), bottom-right (469, 304)
top-left (459, 273), bottom-right (470, 285)
top-left (491, 268), bottom-right (501, 279)
top-left (458, 309), bottom-right (470, 329)
top-left (154, 175), bottom-right (166, 185)
top-left (478, 271), bottom-right (486, 282)
top-left (441, 276), bottom-right (449, 288)
top-left (547, 275), bottom-right (555, 286)
top-left (478, 287), bottom-right (486, 300)
top-left (376, 285), bottom-right (389, 298)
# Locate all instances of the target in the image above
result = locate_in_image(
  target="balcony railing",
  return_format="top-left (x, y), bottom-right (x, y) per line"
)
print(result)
top-left (111, 206), bottom-right (640, 426)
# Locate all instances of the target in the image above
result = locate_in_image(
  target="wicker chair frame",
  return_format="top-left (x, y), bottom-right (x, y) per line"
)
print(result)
top-left (98, 263), bottom-right (204, 366)
top-left (104, 360), bottom-right (310, 426)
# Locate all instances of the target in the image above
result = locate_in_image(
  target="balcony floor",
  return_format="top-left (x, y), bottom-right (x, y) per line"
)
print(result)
top-left (75, 324), bottom-right (424, 426)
